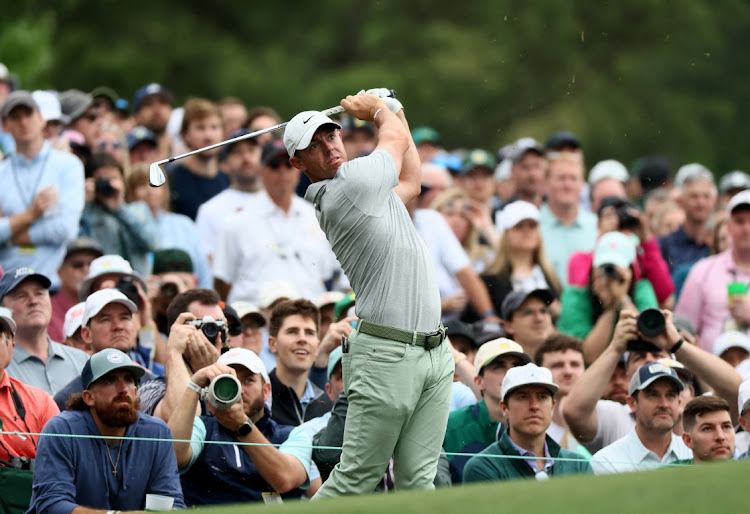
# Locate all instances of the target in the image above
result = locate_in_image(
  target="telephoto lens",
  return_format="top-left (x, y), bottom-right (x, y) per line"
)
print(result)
top-left (637, 308), bottom-right (666, 337)
top-left (206, 374), bottom-right (242, 410)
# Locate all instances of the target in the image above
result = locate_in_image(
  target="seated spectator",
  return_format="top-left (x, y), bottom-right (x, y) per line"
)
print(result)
top-left (673, 395), bottom-right (735, 465)
top-left (1, 267), bottom-right (88, 395)
top-left (267, 299), bottom-right (332, 425)
top-left (79, 152), bottom-right (158, 276)
top-left (659, 163), bottom-right (716, 273)
top-left (229, 302), bottom-right (266, 355)
top-left (712, 331), bottom-right (750, 379)
top-left (138, 289), bottom-right (226, 421)
top-left (736, 379), bottom-right (750, 456)
top-left (0, 307), bottom-right (59, 465)
top-left (591, 362), bottom-right (692, 474)
top-left (500, 289), bottom-right (556, 358)
top-left (558, 231), bottom-right (659, 363)
top-left (49, 237), bottom-right (103, 343)
top-left (463, 201), bottom-right (561, 323)
top-left (0, 91), bottom-right (85, 288)
top-left (126, 125), bottom-right (159, 165)
top-left (563, 309), bottom-right (743, 454)
top-left (463, 363), bottom-right (592, 482)
top-left (443, 338), bottom-right (530, 482)
top-left (168, 348), bottom-right (307, 504)
top-left (534, 334), bottom-right (588, 453)
top-left (431, 188), bottom-right (497, 273)
top-left (61, 302), bottom-right (90, 354)
top-left (677, 191), bottom-right (750, 353)
top-left (53, 289), bottom-right (150, 410)
top-left (126, 164), bottom-right (213, 289)
top-left (567, 197), bottom-right (674, 310)
top-left (28, 349), bottom-right (184, 513)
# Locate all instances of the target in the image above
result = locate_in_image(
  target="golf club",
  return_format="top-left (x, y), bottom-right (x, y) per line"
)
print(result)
top-left (149, 90), bottom-right (396, 187)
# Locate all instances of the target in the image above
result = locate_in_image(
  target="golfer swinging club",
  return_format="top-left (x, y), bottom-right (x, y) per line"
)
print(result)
top-left (284, 89), bottom-right (453, 498)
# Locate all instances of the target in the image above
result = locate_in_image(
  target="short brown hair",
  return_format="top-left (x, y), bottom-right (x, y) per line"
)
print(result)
top-left (534, 334), bottom-right (584, 366)
top-left (682, 395), bottom-right (731, 432)
top-left (269, 299), bottom-right (320, 338)
top-left (245, 106), bottom-right (281, 128)
top-left (181, 98), bottom-right (221, 135)
top-left (166, 289), bottom-right (221, 329)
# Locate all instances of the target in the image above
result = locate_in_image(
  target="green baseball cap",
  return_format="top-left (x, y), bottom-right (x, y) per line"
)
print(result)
top-left (460, 149), bottom-right (497, 175)
top-left (411, 126), bottom-right (440, 146)
top-left (81, 348), bottom-right (145, 390)
top-left (327, 346), bottom-right (344, 381)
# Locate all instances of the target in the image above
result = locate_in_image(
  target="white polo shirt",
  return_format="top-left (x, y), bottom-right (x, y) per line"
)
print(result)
top-left (591, 430), bottom-right (692, 475)
top-left (212, 190), bottom-right (340, 305)
top-left (195, 188), bottom-right (260, 263)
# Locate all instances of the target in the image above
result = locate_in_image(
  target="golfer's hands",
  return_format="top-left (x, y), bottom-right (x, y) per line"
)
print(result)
top-left (343, 94), bottom-right (387, 121)
top-left (361, 88), bottom-right (403, 114)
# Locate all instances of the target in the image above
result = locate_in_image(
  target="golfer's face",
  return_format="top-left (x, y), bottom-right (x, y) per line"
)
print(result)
top-left (298, 128), bottom-right (346, 180)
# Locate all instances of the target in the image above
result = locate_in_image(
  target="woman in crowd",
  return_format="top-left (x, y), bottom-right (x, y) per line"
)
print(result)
top-left (462, 200), bottom-right (561, 322)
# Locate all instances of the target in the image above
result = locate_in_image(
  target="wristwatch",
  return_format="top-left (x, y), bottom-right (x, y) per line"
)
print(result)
top-left (235, 420), bottom-right (254, 437)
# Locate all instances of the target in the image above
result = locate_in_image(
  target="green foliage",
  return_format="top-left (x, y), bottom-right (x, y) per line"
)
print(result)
top-left (3, 0), bottom-right (749, 173)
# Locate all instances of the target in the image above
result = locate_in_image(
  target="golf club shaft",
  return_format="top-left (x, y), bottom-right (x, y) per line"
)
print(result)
top-left (157, 105), bottom-right (347, 167)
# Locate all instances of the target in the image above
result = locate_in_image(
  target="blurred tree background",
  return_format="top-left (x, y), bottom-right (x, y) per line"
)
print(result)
top-left (2, 0), bottom-right (748, 174)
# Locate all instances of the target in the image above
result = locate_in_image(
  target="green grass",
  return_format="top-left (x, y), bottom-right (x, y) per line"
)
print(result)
top-left (193, 459), bottom-right (749, 513)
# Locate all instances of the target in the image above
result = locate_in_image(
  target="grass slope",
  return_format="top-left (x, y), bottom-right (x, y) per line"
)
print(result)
top-left (199, 459), bottom-right (749, 514)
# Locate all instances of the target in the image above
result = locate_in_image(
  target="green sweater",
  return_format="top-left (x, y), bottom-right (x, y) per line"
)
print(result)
top-left (443, 399), bottom-right (500, 482)
top-left (557, 279), bottom-right (659, 339)
top-left (463, 432), bottom-right (592, 483)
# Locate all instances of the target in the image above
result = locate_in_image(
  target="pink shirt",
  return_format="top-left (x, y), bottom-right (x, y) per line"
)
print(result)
top-left (675, 249), bottom-right (750, 353)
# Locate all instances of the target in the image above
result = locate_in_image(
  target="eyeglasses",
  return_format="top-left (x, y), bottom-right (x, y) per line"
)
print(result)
top-left (268, 158), bottom-right (291, 170)
top-left (97, 141), bottom-right (122, 150)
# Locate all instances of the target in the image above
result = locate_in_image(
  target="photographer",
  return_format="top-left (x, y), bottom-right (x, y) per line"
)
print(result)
top-left (562, 308), bottom-right (743, 454)
top-left (567, 196), bottom-right (675, 309)
top-left (559, 231), bottom-right (659, 363)
top-left (146, 248), bottom-right (198, 336)
top-left (79, 151), bottom-right (158, 276)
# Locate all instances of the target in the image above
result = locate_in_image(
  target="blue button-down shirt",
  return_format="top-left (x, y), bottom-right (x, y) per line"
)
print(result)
top-left (0, 142), bottom-right (84, 287)
top-left (507, 434), bottom-right (554, 473)
top-left (539, 204), bottom-right (598, 288)
top-left (658, 225), bottom-right (710, 273)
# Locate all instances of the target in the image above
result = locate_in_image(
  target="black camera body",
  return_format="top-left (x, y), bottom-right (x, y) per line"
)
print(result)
top-left (615, 205), bottom-right (641, 231)
top-left (94, 177), bottom-right (116, 197)
top-left (599, 263), bottom-right (623, 281)
top-left (159, 281), bottom-right (179, 300)
top-left (114, 277), bottom-right (140, 305)
top-left (4, 455), bottom-right (34, 470)
top-left (186, 315), bottom-right (228, 343)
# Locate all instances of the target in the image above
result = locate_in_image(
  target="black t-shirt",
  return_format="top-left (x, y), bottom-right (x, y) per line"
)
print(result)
top-left (167, 163), bottom-right (229, 220)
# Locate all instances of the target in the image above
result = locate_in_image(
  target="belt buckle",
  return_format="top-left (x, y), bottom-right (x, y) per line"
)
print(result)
top-left (424, 325), bottom-right (446, 349)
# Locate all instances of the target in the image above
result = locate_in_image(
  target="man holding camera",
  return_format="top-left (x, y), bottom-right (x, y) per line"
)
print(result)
top-left (563, 308), bottom-right (743, 454)
top-left (169, 347), bottom-right (308, 505)
top-left (79, 152), bottom-right (158, 276)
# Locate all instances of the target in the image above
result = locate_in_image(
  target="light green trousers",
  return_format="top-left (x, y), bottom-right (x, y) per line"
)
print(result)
top-left (312, 327), bottom-right (454, 499)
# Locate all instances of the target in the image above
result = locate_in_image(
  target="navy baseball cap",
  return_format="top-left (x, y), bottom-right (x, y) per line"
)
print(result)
top-left (0, 267), bottom-right (52, 301)
top-left (262, 139), bottom-right (289, 166)
top-left (126, 126), bottom-right (157, 150)
top-left (132, 83), bottom-right (173, 113)
top-left (500, 289), bottom-right (554, 320)
top-left (81, 348), bottom-right (145, 390)
top-left (219, 128), bottom-right (258, 161)
top-left (628, 362), bottom-right (684, 396)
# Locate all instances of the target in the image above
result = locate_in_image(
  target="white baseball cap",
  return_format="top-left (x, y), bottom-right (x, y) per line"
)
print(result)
top-left (79, 254), bottom-right (147, 301)
top-left (493, 158), bottom-right (512, 182)
top-left (231, 301), bottom-right (266, 327)
top-left (31, 90), bottom-right (67, 123)
top-left (63, 302), bottom-right (86, 338)
top-left (713, 331), bottom-right (750, 358)
top-left (498, 201), bottom-right (540, 232)
top-left (738, 378), bottom-right (750, 415)
top-left (474, 337), bottom-right (530, 375)
top-left (588, 159), bottom-right (629, 185)
top-left (593, 231), bottom-right (636, 269)
top-left (727, 190), bottom-right (750, 215)
top-left (501, 362), bottom-right (559, 401)
top-left (315, 291), bottom-right (346, 309)
top-left (218, 347), bottom-right (270, 384)
top-left (0, 306), bottom-right (16, 335)
top-left (283, 110), bottom-right (342, 157)
top-left (81, 289), bottom-right (138, 327)
top-left (674, 162), bottom-right (714, 187)
top-left (257, 280), bottom-right (299, 310)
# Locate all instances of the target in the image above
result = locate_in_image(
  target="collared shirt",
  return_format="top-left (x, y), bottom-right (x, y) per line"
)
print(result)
top-left (6, 339), bottom-right (88, 396)
top-left (659, 225), bottom-right (710, 273)
top-left (538, 204), bottom-right (598, 288)
top-left (0, 142), bottom-right (85, 288)
top-left (154, 210), bottom-right (213, 289)
top-left (0, 372), bottom-right (60, 460)
top-left (675, 249), bottom-right (750, 353)
top-left (506, 435), bottom-right (554, 473)
top-left (591, 430), bottom-right (692, 474)
top-left (212, 190), bottom-right (339, 305)
top-left (195, 188), bottom-right (260, 261)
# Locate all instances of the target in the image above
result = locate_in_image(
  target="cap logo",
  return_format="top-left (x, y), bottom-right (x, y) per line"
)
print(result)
top-left (145, 83), bottom-right (160, 94)
top-left (647, 363), bottom-right (669, 375)
top-left (303, 115), bottom-right (314, 124)
top-left (14, 267), bottom-right (33, 278)
top-left (107, 352), bottom-right (124, 364)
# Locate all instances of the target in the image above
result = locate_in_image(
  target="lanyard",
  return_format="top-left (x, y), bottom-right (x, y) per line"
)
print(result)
top-left (10, 149), bottom-right (52, 210)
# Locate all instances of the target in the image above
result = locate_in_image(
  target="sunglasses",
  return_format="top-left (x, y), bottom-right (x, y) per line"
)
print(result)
top-left (268, 158), bottom-right (291, 170)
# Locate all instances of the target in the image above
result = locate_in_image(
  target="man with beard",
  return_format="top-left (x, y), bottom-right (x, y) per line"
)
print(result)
top-left (168, 347), bottom-right (308, 505)
top-left (28, 348), bottom-right (184, 513)
top-left (132, 83), bottom-right (174, 161)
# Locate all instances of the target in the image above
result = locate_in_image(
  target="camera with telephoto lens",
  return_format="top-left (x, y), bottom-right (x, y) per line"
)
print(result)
top-left (186, 315), bottom-right (228, 343)
top-left (114, 277), bottom-right (140, 305)
top-left (203, 374), bottom-right (242, 410)
top-left (615, 205), bottom-right (641, 231)
top-left (94, 177), bottom-right (116, 197)
top-left (159, 281), bottom-right (179, 301)
top-left (637, 308), bottom-right (666, 337)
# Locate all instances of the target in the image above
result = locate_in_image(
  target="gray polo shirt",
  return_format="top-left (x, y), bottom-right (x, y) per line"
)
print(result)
top-left (7, 339), bottom-right (89, 396)
top-left (305, 149), bottom-right (440, 332)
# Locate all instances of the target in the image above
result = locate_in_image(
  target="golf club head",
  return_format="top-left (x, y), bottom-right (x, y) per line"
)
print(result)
top-left (149, 161), bottom-right (167, 187)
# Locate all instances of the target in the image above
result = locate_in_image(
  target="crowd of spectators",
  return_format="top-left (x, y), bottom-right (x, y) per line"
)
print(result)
top-left (1, 63), bottom-right (749, 511)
